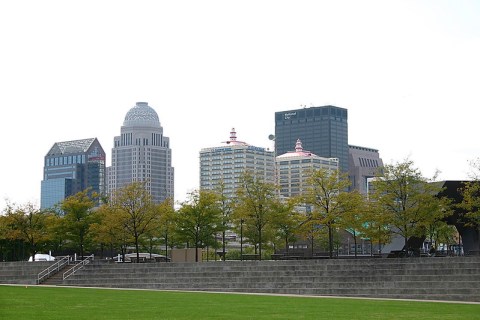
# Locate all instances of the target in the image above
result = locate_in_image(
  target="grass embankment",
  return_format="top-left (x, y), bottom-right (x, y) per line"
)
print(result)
top-left (0, 285), bottom-right (478, 319)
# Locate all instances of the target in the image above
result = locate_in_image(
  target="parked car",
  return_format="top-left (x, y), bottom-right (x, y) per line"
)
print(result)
top-left (28, 253), bottom-right (55, 262)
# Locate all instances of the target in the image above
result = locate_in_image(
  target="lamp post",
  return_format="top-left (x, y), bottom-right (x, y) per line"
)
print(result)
top-left (240, 218), bottom-right (244, 261)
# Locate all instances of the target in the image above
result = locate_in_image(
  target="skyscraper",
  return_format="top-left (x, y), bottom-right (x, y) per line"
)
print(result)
top-left (276, 139), bottom-right (339, 199)
top-left (108, 102), bottom-right (174, 203)
top-left (41, 138), bottom-right (106, 209)
top-left (274, 106), bottom-right (348, 173)
top-left (199, 128), bottom-right (275, 197)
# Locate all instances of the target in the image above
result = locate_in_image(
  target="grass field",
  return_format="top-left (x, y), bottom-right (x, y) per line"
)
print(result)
top-left (1, 285), bottom-right (479, 319)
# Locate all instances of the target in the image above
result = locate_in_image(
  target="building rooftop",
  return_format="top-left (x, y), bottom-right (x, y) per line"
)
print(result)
top-left (123, 102), bottom-right (160, 128)
top-left (276, 139), bottom-right (317, 159)
top-left (46, 138), bottom-right (96, 156)
top-left (222, 128), bottom-right (249, 146)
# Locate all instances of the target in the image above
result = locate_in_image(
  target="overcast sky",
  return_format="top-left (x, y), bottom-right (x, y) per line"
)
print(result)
top-left (1, 1), bottom-right (479, 209)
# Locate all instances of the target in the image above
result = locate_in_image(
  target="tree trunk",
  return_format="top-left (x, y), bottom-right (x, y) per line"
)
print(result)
top-left (328, 225), bottom-right (334, 258)
top-left (222, 230), bottom-right (226, 261)
top-left (165, 232), bottom-right (168, 262)
top-left (135, 235), bottom-right (140, 263)
top-left (353, 234), bottom-right (358, 258)
top-left (259, 228), bottom-right (262, 261)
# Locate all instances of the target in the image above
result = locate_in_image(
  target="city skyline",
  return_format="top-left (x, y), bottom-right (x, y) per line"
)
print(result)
top-left (1, 1), bottom-right (479, 208)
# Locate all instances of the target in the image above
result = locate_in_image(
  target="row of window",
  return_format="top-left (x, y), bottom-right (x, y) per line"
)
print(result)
top-left (46, 155), bottom-right (86, 166)
top-left (359, 157), bottom-right (379, 168)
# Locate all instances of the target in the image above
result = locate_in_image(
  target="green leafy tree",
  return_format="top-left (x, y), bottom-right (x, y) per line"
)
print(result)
top-left (157, 198), bottom-right (176, 258)
top-left (302, 168), bottom-right (352, 258)
top-left (296, 206), bottom-right (325, 256)
top-left (0, 214), bottom-right (9, 261)
top-left (90, 204), bottom-right (131, 259)
top-left (425, 219), bottom-right (457, 252)
top-left (215, 181), bottom-right (234, 261)
top-left (359, 200), bottom-right (392, 255)
top-left (61, 190), bottom-right (98, 259)
top-left (234, 172), bottom-right (277, 260)
top-left (111, 182), bottom-right (159, 263)
top-left (458, 158), bottom-right (480, 251)
top-left (3, 202), bottom-right (52, 261)
top-left (370, 159), bottom-right (446, 249)
top-left (271, 199), bottom-right (301, 255)
top-left (338, 191), bottom-right (368, 257)
top-left (175, 190), bottom-right (223, 262)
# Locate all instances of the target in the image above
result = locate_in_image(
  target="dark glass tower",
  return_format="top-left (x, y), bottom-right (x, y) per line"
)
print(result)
top-left (275, 106), bottom-right (348, 173)
top-left (40, 138), bottom-right (106, 209)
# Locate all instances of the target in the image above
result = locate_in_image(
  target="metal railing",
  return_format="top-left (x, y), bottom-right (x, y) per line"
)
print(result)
top-left (63, 255), bottom-right (94, 280)
top-left (37, 256), bottom-right (70, 284)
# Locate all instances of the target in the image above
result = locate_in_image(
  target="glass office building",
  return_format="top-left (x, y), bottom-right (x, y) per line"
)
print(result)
top-left (275, 106), bottom-right (348, 173)
top-left (40, 138), bottom-right (106, 209)
top-left (108, 102), bottom-right (174, 204)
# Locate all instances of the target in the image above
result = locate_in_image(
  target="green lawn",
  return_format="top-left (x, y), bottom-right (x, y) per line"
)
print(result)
top-left (0, 285), bottom-right (479, 319)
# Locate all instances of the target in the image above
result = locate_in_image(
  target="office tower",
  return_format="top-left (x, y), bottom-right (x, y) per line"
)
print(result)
top-left (276, 139), bottom-right (339, 199)
top-left (199, 128), bottom-right (275, 197)
top-left (108, 102), bottom-right (174, 203)
top-left (41, 138), bottom-right (106, 210)
top-left (274, 106), bottom-right (348, 173)
top-left (349, 145), bottom-right (383, 194)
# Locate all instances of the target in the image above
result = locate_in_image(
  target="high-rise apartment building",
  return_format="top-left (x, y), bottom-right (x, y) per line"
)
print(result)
top-left (41, 138), bottom-right (106, 209)
top-left (349, 145), bottom-right (383, 194)
top-left (276, 139), bottom-right (339, 199)
top-left (274, 106), bottom-right (348, 173)
top-left (108, 102), bottom-right (174, 203)
top-left (199, 128), bottom-right (275, 197)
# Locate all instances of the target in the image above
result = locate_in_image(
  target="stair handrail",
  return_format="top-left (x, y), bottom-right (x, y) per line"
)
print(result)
top-left (63, 254), bottom-right (94, 280)
top-left (37, 256), bottom-right (71, 284)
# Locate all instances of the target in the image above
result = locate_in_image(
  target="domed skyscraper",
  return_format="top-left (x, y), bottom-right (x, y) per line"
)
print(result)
top-left (108, 102), bottom-right (174, 203)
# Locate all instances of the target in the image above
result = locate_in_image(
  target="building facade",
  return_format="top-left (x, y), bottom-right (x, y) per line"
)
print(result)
top-left (348, 145), bottom-right (383, 194)
top-left (276, 139), bottom-right (339, 199)
top-left (41, 138), bottom-right (106, 209)
top-left (274, 106), bottom-right (348, 173)
top-left (199, 128), bottom-right (275, 197)
top-left (108, 102), bottom-right (174, 204)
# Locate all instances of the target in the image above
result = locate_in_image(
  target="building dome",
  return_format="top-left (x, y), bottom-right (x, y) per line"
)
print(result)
top-left (123, 102), bottom-right (160, 128)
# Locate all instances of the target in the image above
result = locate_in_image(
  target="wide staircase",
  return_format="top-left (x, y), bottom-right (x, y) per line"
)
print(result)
top-left (0, 261), bottom-right (54, 285)
top-left (57, 256), bottom-right (480, 302)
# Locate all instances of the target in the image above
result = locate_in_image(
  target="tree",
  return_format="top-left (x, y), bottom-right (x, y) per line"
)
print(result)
top-left (61, 190), bottom-right (98, 259)
top-left (214, 181), bottom-right (234, 261)
top-left (370, 159), bottom-right (446, 250)
top-left (3, 202), bottom-right (52, 261)
top-left (338, 191), bottom-right (368, 257)
top-left (90, 204), bottom-right (131, 259)
top-left (458, 158), bottom-right (480, 251)
top-left (157, 198), bottom-right (176, 259)
top-left (359, 200), bottom-right (391, 255)
top-left (302, 168), bottom-right (351, 258)
top-left (111, 182), bottom-right (159, 263)
top-left (0, 214), bottom-right (9, 261)
top-left (234, 172), bottom-right (277, 260)
top-left (174, 190), bottom-right (222, 262)
top-left (271, 198), bottom-right (301, 255)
